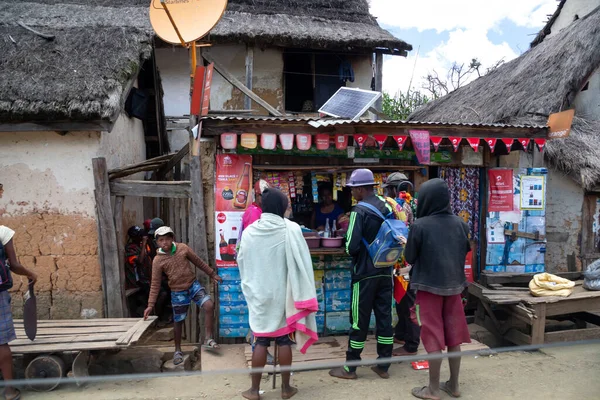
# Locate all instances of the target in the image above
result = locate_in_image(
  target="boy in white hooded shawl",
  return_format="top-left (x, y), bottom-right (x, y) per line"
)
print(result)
top-left (238, 188), bottom-right (318, 400)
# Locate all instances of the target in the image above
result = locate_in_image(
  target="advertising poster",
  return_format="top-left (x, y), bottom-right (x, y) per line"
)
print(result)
top-left (408, 130), bottom-right (431, 165)
top-left (488, 169), bottom-right (514, 212)
top-left (215, 212), bottom-right (243, 267)
top-left (215, 154), bottom-right (253, 212)
top-left (520, 175), bottom-right (545, 210)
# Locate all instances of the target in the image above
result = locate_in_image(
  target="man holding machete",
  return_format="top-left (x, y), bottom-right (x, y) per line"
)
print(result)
top-left (0, 224), bottom-right (38, 400)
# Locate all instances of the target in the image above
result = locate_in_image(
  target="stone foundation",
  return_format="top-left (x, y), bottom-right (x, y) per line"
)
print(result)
top-left (0, 213), bottom-right (104, 319)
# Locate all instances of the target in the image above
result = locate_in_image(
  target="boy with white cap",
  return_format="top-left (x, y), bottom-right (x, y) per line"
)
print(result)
top-left (144, 226), bottom-right (222, 365)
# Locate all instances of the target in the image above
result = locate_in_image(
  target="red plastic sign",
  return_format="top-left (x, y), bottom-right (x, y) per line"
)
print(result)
top-left (449, 137), bottom-right (462, 152)
top-left (393, 135), bottom-right (408, 150)
top-left (501, 138), bottom-right (514, 154)
top-left (518, 138), bottom-right (530, 149)
top-left (488, 169), bottom-right (514, 212)
top-left (335, 134), bottom-right (348, 150)
top-left (467, 138), bottom-right (480, 152)
top-left (486, 138), bottom-right (498, 153)
top-left (534, 138), bottom-right (546, 152)
top-left (409, 130), bottom-right (431, 165)
top-left (430, 136), bottom-right (443, 152)
top-left (316, 134), bottom-right (330, 150)
top-left (373, 134), bottom-right (388, 150)
top-left (353, 134), bottom-right (368, 150)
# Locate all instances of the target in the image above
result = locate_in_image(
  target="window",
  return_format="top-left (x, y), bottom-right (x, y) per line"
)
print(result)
top-left (283, 51), bottom-right (347, 113)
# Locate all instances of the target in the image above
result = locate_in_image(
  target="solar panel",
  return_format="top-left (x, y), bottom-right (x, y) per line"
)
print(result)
top-left (319, 87), bottom-right (381, 120)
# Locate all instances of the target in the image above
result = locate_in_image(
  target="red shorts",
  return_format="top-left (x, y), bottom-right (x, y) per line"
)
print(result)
top-left (413, 291), bottom-right (471, 353)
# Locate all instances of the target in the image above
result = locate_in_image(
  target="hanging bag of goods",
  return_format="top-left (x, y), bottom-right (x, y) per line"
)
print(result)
top-left (583, 259), bottom-right (600, 291)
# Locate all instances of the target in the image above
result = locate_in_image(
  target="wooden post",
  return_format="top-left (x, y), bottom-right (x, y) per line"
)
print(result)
top-left (531, 303), bottom-right (547, 345)
top-left (245, 46), bottom-right (254, 110)
top-left (375, 52), bottom-right (384, 112)
top-left (92, 158), bottom-right (126, 318)
top-left (113, 196), bottom-right (128, 317)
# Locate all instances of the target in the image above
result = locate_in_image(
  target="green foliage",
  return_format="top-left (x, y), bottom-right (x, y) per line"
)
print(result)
top-left (382, 90), bottom-right (430, 120)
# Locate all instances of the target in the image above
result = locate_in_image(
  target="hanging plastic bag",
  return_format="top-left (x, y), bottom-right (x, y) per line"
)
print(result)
top-left (583, 259), bottom-right (600, 291)
top-left (529, 273), bottom-right (575, 297)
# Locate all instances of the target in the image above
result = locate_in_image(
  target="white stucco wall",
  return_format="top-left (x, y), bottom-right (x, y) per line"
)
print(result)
top-left (547, 0), bottom-right (600, 37)
top-left (545, 168), bottom-right (584, 272)
top-left (0, 111), bottom-right (146, 319)
top-left (156, 45), bottom-right (373, 150)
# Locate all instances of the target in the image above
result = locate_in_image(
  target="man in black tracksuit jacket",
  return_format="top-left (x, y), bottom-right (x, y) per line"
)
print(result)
top-left (329, 169), bottom-right (397, 380)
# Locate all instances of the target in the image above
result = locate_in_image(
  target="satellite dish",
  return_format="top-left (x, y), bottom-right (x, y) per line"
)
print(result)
top-left (149, 0), bottom-right (228, 44)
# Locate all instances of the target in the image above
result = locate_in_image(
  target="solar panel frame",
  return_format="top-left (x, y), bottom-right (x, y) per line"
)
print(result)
top-left (318, 87), bottom-right (381, 120)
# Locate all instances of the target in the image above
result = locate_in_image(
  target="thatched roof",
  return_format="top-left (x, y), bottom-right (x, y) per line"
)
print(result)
top-left (209, 0), bottom-right (411, 55)
top-left (530, 0), bottom-right (566, 48)
top-left (408, 6), bottom-right (600, 190)
top-left (0, 1), bottom-right (153, 128)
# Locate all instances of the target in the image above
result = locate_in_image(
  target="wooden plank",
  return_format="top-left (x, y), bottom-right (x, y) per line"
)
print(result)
top-left (202, 53), bottom-right (283, 117)
top-left (110, 180), bottom-right (192, 199)
top-left (11, 333), bottom-right (121, 346)
top-left (581, 195), bottom-right (596, 255)
top-left (504, 328), bottom-right (532, 346)
top-left (10, 341), bottom-right (123, 354)
top-left (158, 145), bottom-right (190, 178)
top-left (14, 318), bottom-right (139, 324)
top-left (15, 326), bottom-right (132, 335)
top-left (530, 303), bottom-right (547, 344)
top-left (503, 229), bottom-right (545, 241)
top-left (482, 271), bottom-right (582, 285)
top-left (245, 45), bottom-right (254, 110)
top-left (113, 195), bottom-right (128, 317)
top-left (116, 319), bottom-right (148, 345)
top-left (14, 321), bottom-right (136, 328)
top-left (93, 157), bottom-right (126, 318)
top-left (374, 52), bottom-right (383, 112)
top-left (544, 327), bottom-right (600, 343)
top-left (127, 316), bottom-right (158, 345)
top-left (108, 162), bottom-right (168, 180)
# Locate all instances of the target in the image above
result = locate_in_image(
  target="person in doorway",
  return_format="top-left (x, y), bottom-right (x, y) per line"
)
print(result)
top-left (382, 173), bottom-right (420, 357)
top-left (240, 179), bottom-right (275, 365)
top-left (329, 169), bottom-right (399, 381)
top-left (144, 226), bottom-right (223, 364)
top-left (238, 188), bottom-right (318, 400)
top-left (404, 179), bottom-right (471, 400)
top-left (311, 183), bottom-right (344, 231)
top-left (0, 225), bottom-right (38, 400)
top-left (147, 217), bottom-right (165, 258)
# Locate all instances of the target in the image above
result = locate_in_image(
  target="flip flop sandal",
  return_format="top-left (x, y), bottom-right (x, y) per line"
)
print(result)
top-left (202, 339), bottom-right (221, 353)
top-left (411, 386), bottom-right (441, 400)
top-left (5, 388), bottom-right (21, 400)
top-left (440, 381), bottom-right (461, 398)
top-left (173, 351), bottom-right (184, 365)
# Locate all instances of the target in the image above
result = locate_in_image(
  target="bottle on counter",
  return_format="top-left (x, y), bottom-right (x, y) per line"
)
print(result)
top-left (332, 220), bottom-right (337, 238)
top-left (324, 218), bottom-right (331, 238)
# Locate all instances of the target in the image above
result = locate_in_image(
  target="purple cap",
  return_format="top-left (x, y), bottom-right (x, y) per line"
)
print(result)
top-left (346, 169), bottom-right (377, 187)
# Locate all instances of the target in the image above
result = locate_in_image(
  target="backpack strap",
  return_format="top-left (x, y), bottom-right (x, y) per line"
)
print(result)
top-left (357, 201), bottom-right (390, 220)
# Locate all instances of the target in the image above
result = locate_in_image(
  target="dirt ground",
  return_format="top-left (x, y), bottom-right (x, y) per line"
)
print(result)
top-left (19, 342), bottom-right (600, 400)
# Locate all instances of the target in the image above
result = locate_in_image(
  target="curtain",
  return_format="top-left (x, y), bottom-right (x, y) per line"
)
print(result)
top-left (439, 167), bottom-right (480, 241)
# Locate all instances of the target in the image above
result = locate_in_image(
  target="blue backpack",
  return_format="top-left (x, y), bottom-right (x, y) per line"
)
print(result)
top-left (358, 201), bottom-right (409, 268)
top-left (0, 241), bottom-right (13, 292)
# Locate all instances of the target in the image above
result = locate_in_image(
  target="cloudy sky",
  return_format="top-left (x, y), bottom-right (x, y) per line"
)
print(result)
top-left (369, 0), bottom-right (559, 96)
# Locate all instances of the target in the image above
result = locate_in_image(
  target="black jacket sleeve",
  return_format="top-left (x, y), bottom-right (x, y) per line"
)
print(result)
top-left (404, 223), bottom-right (420, 266)
top-left (345, 210), bottom-right (364, 257)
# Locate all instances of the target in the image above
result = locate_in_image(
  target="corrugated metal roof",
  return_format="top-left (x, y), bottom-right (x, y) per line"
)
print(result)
top-left (200, 116), bottom-right (547, 130)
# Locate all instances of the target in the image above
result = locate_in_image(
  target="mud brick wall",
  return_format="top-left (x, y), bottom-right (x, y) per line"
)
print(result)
top-left (2, 214), bottom-right (103, 319)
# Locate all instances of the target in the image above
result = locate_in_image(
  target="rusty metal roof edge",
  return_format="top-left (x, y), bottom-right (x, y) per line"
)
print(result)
top-left (200, 115), bottom-right (548, 130)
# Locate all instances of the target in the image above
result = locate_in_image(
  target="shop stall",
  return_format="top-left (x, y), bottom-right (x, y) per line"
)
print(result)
top-left (199, 116), bottom-right (548, 340)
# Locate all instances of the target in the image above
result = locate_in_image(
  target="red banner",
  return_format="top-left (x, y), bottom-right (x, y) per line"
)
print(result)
top-left (486, 138), bottom-right (497, 153)
top-left (373, 134), bottom-right (387, 150)
top-left (449, 136), bottom-right (462, 152)
top-left (467, 138), bottom-right (480, 152)
top-left (353, 134), bottom-right (368, 150)
top-left (201, 63), bottom-right (214, 116)
top-left (190, 65), bottom-right (205, 115)
top-left (335, 134), bottom-right (348, 150)
top-left (316, 134), bottom-right (330, 150)
top-left (518, 138), bottom-right (530, 150)
top-left (393, 135), bottom-right (408, 150)
top-left (215, 154), bottom-right (253, 212)
top-left (488, 169), bottom-right (514, 212)
top-left (430, 136), bottom-right (443, 152)
top-left (409, 130), bottom-right (431, 165)
top-left (534, 138), bottom-right (546, 152)
top-left (501, 138), bottom-right (514, 154)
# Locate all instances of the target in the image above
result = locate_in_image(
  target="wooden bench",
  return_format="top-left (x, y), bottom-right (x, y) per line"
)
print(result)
top-left (469, 281), bottom-right (600, 345)
top-left (11, 317), bottom-right (157, 391)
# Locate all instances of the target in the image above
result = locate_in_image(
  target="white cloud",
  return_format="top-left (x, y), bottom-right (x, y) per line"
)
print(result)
top-left (370, 0), bottom-right (557, 33)
top-left (371, 0), bottom-right (558, 95)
